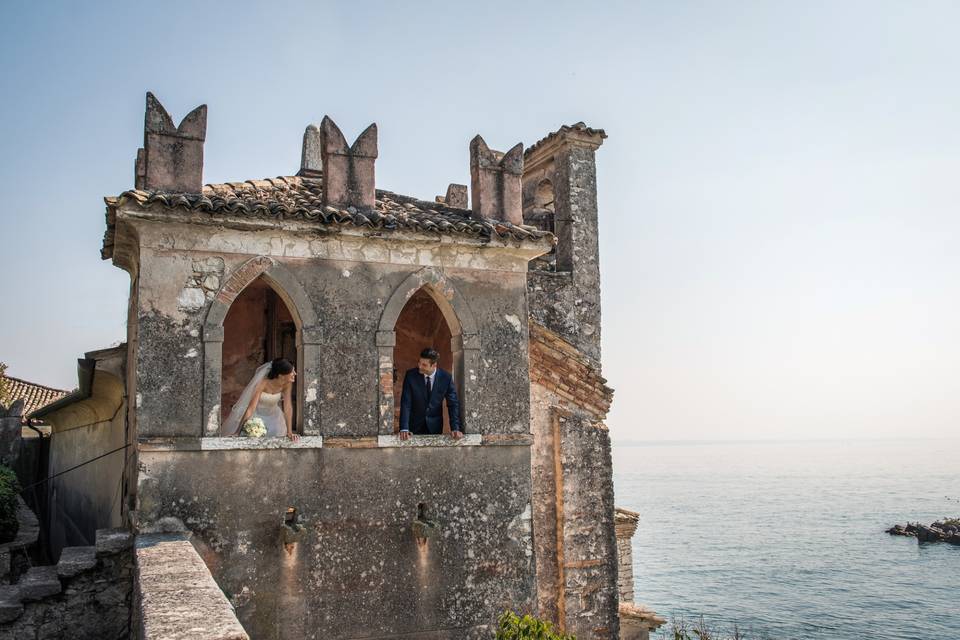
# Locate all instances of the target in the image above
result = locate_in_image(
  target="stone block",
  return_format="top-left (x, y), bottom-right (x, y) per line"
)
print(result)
top-left (96, 528), bottom-right (134, 558)
top-left (320, 116), bottom-right (377, 210)
top-left (470, 135), bottom-right (523, 224)
top-left (142, 92), bottom-right (207, 193)
top-left (445, 183), bottom-right (468, 209)
top-left (18, 566), bottom-right (61, 601)
top-left (57, 546), bottom-right (97, 579)
top-left (0, 585), bottom-right (22, 623)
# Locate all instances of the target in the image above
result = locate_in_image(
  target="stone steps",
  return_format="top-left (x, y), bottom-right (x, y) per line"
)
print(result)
top-left (0, 529), bottom-right (132, 625)
top-left (18, 566), bottom-right (61, 601)
top-left (0, 585), bottom-right (23, 624)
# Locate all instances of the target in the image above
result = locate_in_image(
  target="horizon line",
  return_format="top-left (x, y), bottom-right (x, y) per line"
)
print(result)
top-left (611, 436), bottom-right (960, 446)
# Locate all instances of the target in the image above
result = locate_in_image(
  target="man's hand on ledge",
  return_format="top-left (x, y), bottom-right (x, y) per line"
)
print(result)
top-left (450, 430), bottom-right (464, 440)
top-left (399, 430), bottom-right (411, 441)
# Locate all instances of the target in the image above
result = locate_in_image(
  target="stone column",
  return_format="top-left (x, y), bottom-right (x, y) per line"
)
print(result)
top-left (201, 326), bottom-right (224, 436)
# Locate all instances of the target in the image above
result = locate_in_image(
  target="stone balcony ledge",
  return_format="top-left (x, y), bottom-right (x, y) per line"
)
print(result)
top-left (139, 432), bottom-right (533, 451)
top-left (139, 436), bottom-right (323, 451)
top-left (377, 434), bottom-right (482, 448)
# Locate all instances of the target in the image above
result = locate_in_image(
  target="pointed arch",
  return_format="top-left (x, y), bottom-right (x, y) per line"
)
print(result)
top-left (202, 257), bottom-right (322, 436)
top-left (376, 268), bottom-right (480, 435)
top-left (205, 256), bottom-right (319, 331)
top-left (377, 267), bottom-right (478, 337)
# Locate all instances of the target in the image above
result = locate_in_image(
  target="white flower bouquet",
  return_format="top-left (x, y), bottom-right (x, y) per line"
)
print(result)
top-left (241, 417), bottom-right (267, 438)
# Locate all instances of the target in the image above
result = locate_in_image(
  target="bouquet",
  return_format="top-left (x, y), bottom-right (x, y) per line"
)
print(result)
top-left (241, 417), bottom-right (267, 438)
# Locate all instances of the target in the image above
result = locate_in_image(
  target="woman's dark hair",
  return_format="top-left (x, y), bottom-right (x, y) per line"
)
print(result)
top-left (267, 358), bottom-right (295, 379)
top-left (419, 348), bottom-right (439, 363)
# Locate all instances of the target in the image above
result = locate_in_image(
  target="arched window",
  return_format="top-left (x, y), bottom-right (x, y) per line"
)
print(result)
top-left (221, 277), bottom-right (299, 430)
top-left (202, 256), bottom-right (322, 438)
top-left (392, 288), bottom-right (458, 433)
top-left (376, 268), bottom-right (480, 437)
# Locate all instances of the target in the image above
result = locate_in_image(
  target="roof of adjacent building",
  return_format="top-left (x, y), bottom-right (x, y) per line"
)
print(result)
top-left (2, 374), bottom-right (71, 419)
top-left (102, 176), bottom-right (553, 259)
top-left (525, 121), bottom-right (607, 158)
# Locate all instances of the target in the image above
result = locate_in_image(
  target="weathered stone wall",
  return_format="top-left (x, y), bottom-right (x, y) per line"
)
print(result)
top-left (0, 529), bottom-right (133, 640)
top-left (529, 383), bottom-right (620, 640)
top-left (129, 220), bottom-right (533, 439)
top-left (529, 384), bottom-right (562, 624)
top-left (524, 127), bottom-right (605, 365)
top-left (136, 444), bottom-right (535, 639)
top-left (557, 412), bottom-right (619, 639)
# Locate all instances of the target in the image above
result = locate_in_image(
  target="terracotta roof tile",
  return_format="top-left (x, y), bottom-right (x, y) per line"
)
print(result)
top-left (102, 176), bottom-right (553, 259)
top-left (2, 375), bottom-right (70, 421)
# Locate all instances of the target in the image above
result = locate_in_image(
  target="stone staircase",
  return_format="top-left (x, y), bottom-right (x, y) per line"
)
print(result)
top-left (0, 529), bottom-right (133, 639)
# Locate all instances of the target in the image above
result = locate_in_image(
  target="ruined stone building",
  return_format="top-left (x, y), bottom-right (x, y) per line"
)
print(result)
top-left (3, 93), bottom-right (664, 639)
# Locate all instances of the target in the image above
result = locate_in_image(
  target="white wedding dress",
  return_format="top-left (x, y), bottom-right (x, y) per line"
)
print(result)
top-left (221, 363), bottom-right (288, 437)
top-left (252, 391), bottom-right (287, 437)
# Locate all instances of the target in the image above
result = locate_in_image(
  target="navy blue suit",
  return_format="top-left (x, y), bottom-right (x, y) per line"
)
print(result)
top-left (399, 367), bottom-right (461, 434)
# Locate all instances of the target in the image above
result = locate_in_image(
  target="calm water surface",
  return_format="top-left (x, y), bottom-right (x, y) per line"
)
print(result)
top-left (612, 439), bottom-right (960, 640)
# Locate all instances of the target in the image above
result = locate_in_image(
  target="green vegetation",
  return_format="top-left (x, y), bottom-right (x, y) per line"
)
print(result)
top-left (663, 616), bottom-right (775, 640)
top-left (496, 611), bottom-right (575, 640)
top-left (0, 465), bottom-right (19, 543)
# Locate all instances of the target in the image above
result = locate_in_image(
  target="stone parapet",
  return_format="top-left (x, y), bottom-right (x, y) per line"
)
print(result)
top-left (619, 602), bottom-right (667, 640)
top-left (135, 533), bottom-right (248, 640)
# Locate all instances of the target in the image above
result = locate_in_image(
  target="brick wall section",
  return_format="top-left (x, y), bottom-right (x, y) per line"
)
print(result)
top-left (215, 256), bottom-right (273, 305)
top-left (529, 322), bottom-right (613, 419)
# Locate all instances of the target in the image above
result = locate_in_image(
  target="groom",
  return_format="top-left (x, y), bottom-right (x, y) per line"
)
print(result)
top-left (399, 347), bottom-right (463, 440)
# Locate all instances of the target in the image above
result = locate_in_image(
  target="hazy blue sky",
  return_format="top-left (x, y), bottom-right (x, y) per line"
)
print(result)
top-left (2, 1), bottom-right (959, 441)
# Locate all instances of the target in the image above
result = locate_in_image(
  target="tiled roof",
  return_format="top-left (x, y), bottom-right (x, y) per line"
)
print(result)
top-left (102, 176), bottom-right (552, 259)
top-left (525, 122), bottom-right (607, 158)
top-left (2, 375), bottom-right (70, 420)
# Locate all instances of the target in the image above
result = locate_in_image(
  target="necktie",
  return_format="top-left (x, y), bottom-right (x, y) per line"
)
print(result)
top-left (425, 375), bottom-right (431, 394)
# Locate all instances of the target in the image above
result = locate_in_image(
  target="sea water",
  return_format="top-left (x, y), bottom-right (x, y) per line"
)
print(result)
top-left (612, 439), bottom-right (960, 640)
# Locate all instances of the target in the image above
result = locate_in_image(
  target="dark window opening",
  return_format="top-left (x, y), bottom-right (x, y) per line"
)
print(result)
top-left (392, 288), bottom-right (461, 434)
top-left (221, 277), bottom-right (299, 431)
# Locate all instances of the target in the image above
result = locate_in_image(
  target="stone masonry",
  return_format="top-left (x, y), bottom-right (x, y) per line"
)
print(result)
top-left (0, 528), bottom-right (133, 640)
top-left (52, 92), bottom-right (634, 639)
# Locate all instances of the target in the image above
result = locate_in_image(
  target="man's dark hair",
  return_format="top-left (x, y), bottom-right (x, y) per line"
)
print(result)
top-left (420, 348), bottom-right (439, 363)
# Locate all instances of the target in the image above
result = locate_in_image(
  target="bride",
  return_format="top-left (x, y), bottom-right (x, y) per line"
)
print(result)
top-left (222, 358), bottom-right (300, 440)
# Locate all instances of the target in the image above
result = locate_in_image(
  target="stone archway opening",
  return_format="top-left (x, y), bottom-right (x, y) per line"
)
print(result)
top-left (392, 288), bottom-right (460, 433)
top-left (221, 276), bottom-right (300, 431)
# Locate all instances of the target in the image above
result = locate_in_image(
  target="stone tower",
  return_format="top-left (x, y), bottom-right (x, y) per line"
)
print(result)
top-left (524, 122), bottom-right (607, 364)
top-left (523, 123), bottom-right (622, 638)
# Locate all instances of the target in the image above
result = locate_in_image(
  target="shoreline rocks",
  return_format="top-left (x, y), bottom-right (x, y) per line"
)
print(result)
top-left (886, 519), bottom-right (960, 545)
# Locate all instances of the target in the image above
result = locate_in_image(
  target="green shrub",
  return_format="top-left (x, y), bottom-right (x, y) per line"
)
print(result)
top-left (0, 465), bottom-right (20, 543)
top-left (496, 611), bottom-right (575, 640)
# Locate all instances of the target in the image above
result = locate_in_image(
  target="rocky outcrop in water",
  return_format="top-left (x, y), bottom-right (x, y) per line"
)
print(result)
top-left (886, 519), bottom-right (960, 545)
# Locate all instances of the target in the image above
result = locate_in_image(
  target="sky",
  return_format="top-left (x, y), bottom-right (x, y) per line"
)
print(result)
top-left (2, 1), bottom-right (960, 442)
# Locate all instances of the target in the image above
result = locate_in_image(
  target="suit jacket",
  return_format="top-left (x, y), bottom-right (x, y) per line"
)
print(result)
top-left (399, 367), bottom-right (461, 434)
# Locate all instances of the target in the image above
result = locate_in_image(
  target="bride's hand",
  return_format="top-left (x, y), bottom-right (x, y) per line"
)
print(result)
top-left (287, 432), bottom-right (301, 442)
